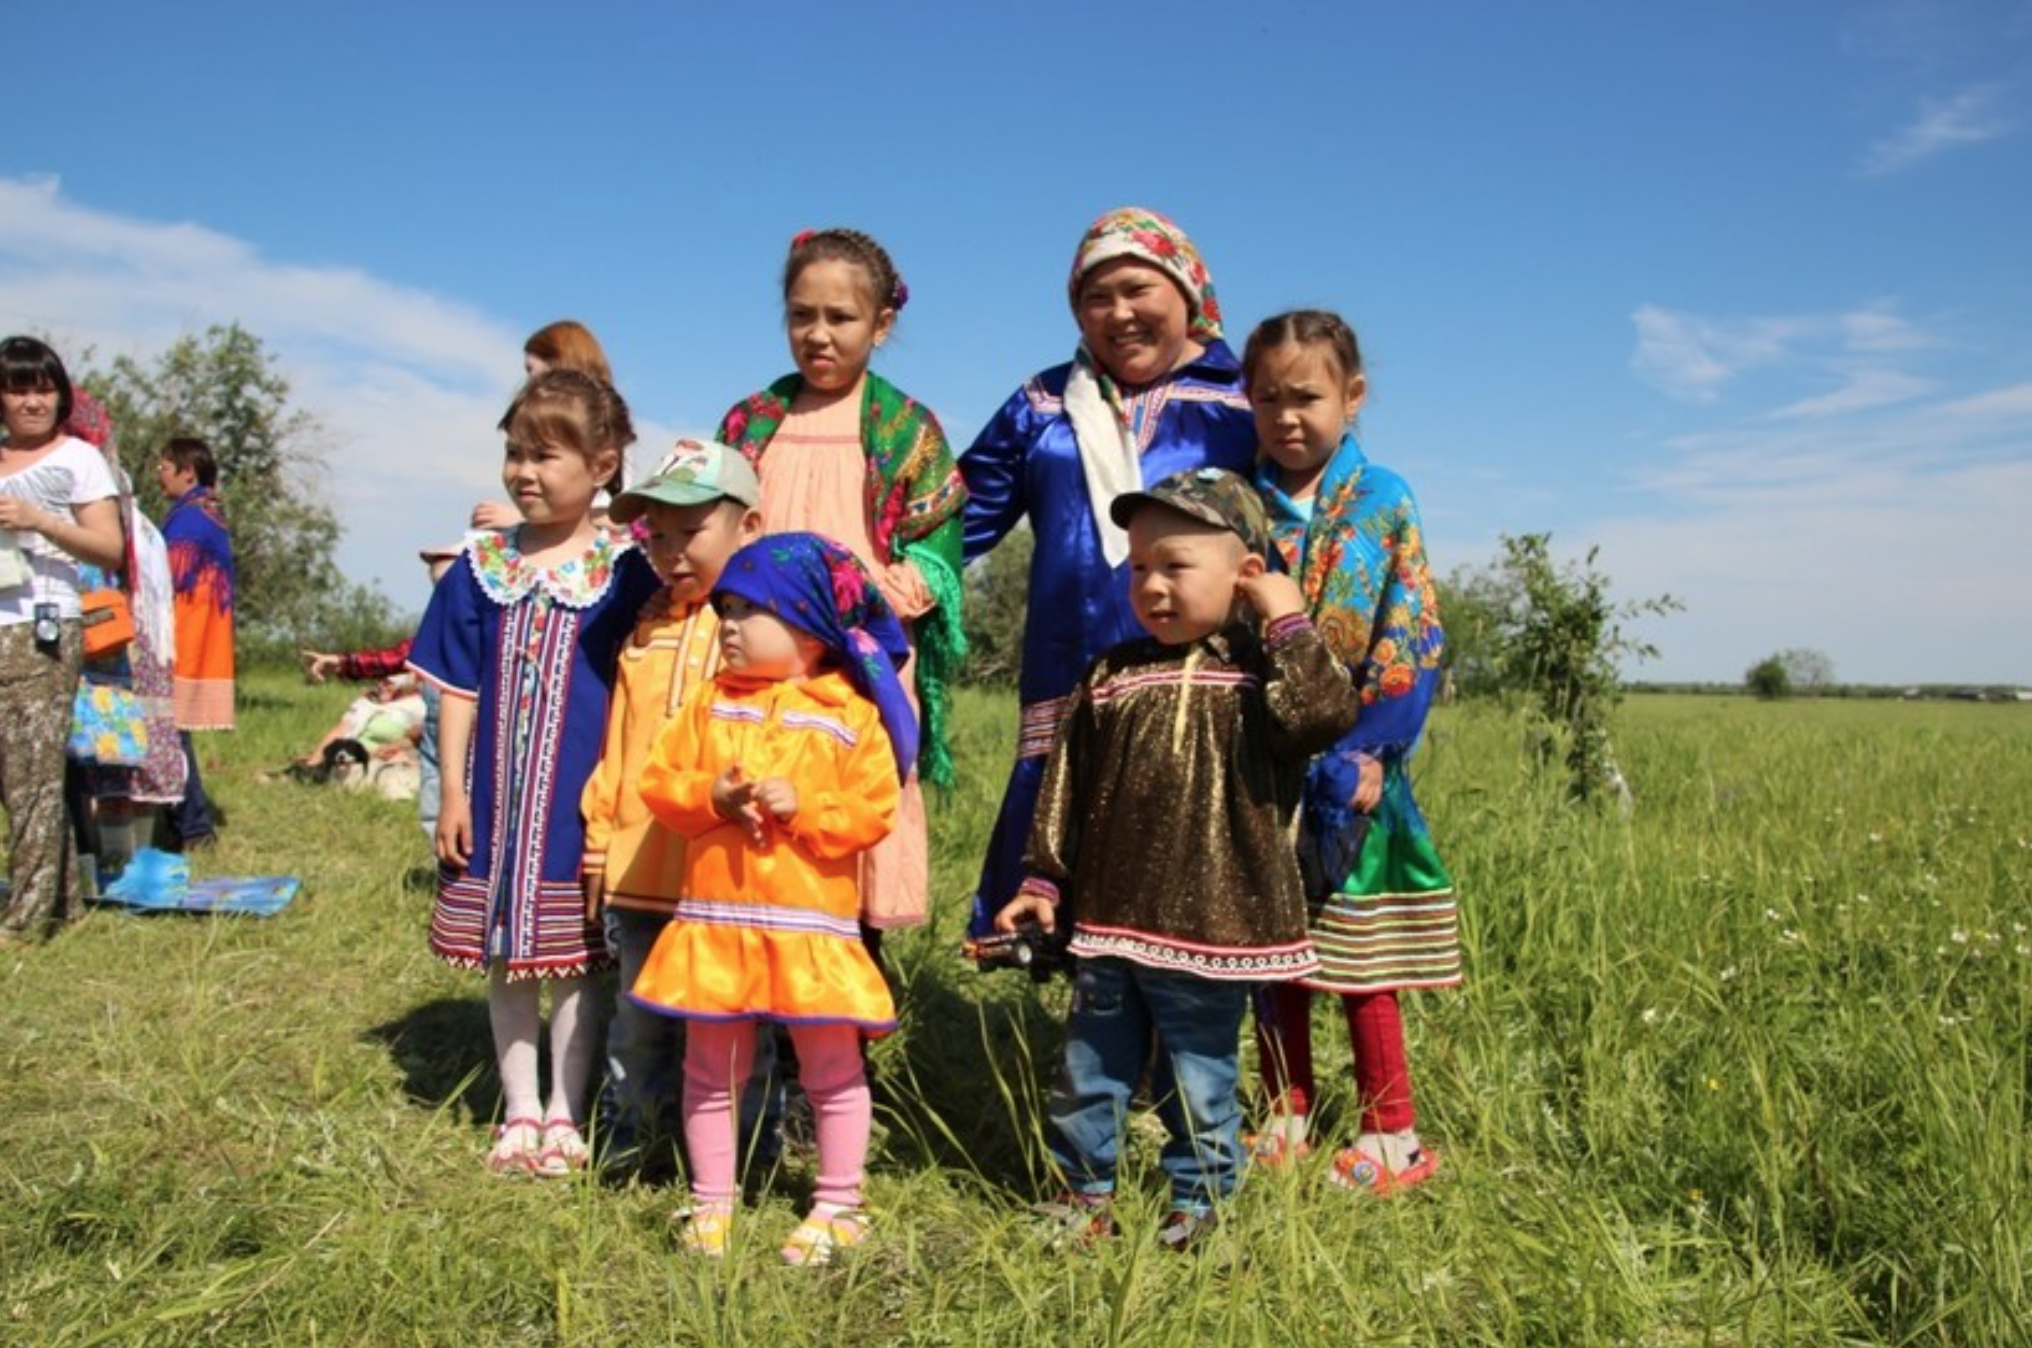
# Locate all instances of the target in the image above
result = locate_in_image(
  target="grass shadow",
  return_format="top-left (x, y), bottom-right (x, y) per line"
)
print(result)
top-left (873, 946), bottom-right (1068, 1197)
top-left (364, 996), bottom-right (497, 1125)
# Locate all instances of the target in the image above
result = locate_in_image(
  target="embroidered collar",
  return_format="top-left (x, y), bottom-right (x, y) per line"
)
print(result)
top-left (467, 528), bottom-right (630, 609)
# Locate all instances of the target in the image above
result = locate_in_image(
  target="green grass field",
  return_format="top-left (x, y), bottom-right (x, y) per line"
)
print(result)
top-left (4, 676), bottom-right (2027, 1345)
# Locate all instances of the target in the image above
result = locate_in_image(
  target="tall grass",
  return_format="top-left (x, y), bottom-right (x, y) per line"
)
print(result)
top-left (1, 679), bottom-right (2025, 1344)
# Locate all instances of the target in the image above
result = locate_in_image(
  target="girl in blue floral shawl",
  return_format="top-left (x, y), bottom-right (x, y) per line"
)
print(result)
top-left (1243, 311), bottom-right (1459, 1196)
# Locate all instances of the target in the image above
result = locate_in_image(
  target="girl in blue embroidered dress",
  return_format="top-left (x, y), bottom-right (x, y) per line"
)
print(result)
top-left (410, 370), bottom-right (659, 1177)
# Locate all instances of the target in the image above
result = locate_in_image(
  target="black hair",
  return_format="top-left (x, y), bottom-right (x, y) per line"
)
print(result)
top-left (0, 336), bottom-right (75, 430)
top-left (160, 436), bottom-right (219, 489)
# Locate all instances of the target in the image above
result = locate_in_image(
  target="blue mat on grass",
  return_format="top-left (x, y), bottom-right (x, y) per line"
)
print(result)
top-left (90, 848), bottom-right (302, 917)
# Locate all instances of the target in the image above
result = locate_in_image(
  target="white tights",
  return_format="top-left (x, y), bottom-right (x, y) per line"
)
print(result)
top-left (489, 969), bottom-right (599, 1123)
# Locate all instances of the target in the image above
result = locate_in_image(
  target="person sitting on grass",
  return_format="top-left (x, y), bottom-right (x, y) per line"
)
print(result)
top-left (992, 468), bottom-right (1359, 1252)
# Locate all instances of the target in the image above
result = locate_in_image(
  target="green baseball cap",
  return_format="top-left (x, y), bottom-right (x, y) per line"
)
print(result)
top-left (609, 439), bottom-right (762, 524)
top-left (1109, 466), bottom-right (1272, 558)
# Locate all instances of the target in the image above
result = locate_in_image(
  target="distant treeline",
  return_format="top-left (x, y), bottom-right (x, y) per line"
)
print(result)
top-left (1626, 682), bottom-right (2032, 703)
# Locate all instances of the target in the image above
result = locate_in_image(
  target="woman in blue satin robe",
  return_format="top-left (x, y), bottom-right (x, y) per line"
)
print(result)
top-left (959, 207), bottom-right (1256, 934)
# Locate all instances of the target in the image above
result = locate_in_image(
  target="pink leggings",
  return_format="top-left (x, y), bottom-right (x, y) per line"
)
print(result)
top-left (683, 1019), bottom-right (870, 1210)
top-left (1255, 985), bottom-right (1415, 1134)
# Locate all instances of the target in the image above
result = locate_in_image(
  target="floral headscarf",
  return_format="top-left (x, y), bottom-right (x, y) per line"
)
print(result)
top-left (713, 532), bottom-right (919, 781)
top-left (64, 388), bottom-right (116, 455)
top-left (1066, 205), bottom-right (1224, 342)
top-left (1064, 206), bottom-right (1226, 567)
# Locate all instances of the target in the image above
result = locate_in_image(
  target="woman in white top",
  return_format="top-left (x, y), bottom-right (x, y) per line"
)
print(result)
top-left (0, 337), bottom-right (124, 942)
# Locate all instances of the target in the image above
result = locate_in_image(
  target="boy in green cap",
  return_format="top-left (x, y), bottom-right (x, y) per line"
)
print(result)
top-left (582, 439), bottom-right (764, 1173)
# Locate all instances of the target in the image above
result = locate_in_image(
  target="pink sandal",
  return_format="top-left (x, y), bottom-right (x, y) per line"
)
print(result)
top-left (1328, 1144), bottom-right (1441, 1196)
top-left (534, 1118), bottom-right (590, 1178)
top-left (487, 1116), bottom-right (543, 1176)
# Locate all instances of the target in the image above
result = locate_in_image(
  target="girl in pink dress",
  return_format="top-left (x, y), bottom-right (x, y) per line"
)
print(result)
top-left (714, 229), bottom-right (966, 948)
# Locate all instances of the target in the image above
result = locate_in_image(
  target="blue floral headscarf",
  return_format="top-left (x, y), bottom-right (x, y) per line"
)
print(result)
top-left (713, 532), bottom-right (919, 781)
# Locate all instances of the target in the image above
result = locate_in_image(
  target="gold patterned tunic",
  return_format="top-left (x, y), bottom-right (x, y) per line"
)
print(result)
top-left (1020, 615), bottom-right (1359, 980)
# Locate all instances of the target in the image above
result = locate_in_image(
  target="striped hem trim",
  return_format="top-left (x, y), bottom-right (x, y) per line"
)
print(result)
top-left (1069, 924), bottom-right (1318, 981)
top-left (431, 948), bottom-right (614, 981)
top-left (673, 898), bottom-right (863, 941)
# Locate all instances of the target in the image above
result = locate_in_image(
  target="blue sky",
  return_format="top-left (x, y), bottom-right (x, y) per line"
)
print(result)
top-left (5, 0), bottom-right (2029, 683)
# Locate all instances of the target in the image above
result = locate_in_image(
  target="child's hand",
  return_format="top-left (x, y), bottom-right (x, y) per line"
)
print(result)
top-left (582, 870), bottom-right (605, 922)
top-left (300, 649), bottom-right (340, 684)
top-left (1236, 570), bottom-right (1306, 624)
top-left (711, 764), bottom-right (768, 844)
top-left (751, 777), bottom-right (799, 824)
top-left (1351, 753), bottom-right (1384, 812)
top-left (994, 893), bottom-right (1056, 935)
top-left (435, 797), bottom-right (473, 867)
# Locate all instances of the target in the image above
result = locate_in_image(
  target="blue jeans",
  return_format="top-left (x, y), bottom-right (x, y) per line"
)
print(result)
top-left (600, 906), bottom-right (782, 1168)
top-left (599, 907), bottom-right (684, 1160)
top-left (1048, 957), bottom-right (1251, 1211)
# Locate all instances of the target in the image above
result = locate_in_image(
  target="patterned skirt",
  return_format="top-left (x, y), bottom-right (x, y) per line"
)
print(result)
top-left (1302, 820), bottom-right (1461, 995)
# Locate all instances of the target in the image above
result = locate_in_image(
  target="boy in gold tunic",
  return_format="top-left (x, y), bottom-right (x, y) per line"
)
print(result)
top-left (994, 467), bottom-right (1359, 1249)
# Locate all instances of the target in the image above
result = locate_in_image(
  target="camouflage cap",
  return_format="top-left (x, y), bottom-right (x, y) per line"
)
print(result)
top-left (1109, 466), bottom-right (1272, 558)
top-left (609, 439), bottom-right (762, 524)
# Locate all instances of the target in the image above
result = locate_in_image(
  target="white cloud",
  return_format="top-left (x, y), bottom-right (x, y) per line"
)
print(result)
top-left (1629, 302), bottom-right (1935, 408)
top-left (1939, 381), bottom-right (2032, 420)
top-left (1604, 309), bottom-right (2032, 682)
top-left (1598, 455), bottom-right (2032, 685)
top-left (0, 175), bottom-right (691, 616)
top-left (1861, 85), bottom-right (2015, 175)
top-left (1774, 368), bottom-right (1935, 419)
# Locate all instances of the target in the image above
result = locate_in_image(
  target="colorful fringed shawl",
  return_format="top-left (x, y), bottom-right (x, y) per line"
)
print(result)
top-left (163, 486), bottom-right (236, 731)
top-left (1256, 437), bottom-right (1449, 900)
top-left (716, 371), bottom-right (967, 787)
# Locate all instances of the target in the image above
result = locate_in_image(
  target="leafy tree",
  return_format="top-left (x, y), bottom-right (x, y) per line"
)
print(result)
top-left (1777, 647), bottom-right (1835, 694)
top-left (1746, 654), bottom-right (1791, 699)
top-left (960, 525), bottom-right (1034, 686)
top-left (77, 324), bottom-right (402, 657)
top-left (1445, 534), bottom-right (1681, 804)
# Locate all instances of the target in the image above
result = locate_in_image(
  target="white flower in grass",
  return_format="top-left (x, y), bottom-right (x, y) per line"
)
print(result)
top-left (2012, 922), bottom-right (2027, 935)
top-left (1951, 928), bottom-right (1970, 945)
top-left (1856, 893), bottom-right (1871, 904)
top-left (1869, 832), bottom-right (1885, 844)
top-left (1764, 908), bottom-right (1782, 922)
top-left (1780, 929), bottom-right (1802, 946)
top-left (1718, 966), bottom-right (1739, 983)
top-left (1641, 1007), bottom-right (1661, 1026)
top-left (2016, 944), bottom-right (2030, 957)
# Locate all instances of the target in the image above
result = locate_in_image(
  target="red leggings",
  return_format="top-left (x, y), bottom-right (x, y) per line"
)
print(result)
top-left (1255, 985), bottom-right (1414, 1134)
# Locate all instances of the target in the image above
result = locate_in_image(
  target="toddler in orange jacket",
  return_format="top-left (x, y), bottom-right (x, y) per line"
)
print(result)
top-left (631, 531), bottom-right (916, 1267)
